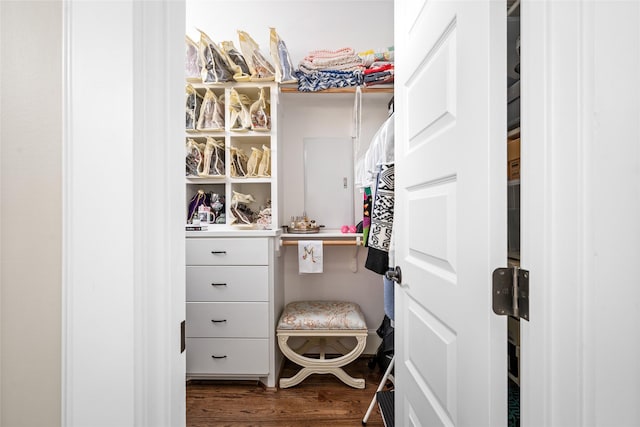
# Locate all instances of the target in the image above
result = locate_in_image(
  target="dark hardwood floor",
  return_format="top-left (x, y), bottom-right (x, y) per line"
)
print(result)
top-left (187, 357), bottom-right (388, 427)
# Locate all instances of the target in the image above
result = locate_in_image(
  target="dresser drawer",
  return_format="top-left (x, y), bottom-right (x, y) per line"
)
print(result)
top-left (186, 238), bottom-right (269, 265)
top-left (186, 302), bottom-right (269, 338)
top-left (186, 338), bottom-right (269, 375)
top-left (186, 266), bottom-right (269, 302)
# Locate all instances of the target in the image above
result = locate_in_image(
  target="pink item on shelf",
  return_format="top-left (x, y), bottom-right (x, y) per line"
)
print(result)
top-left (341, 225), bottom-right (349, 233)
top-left (348, 225), bottom-right (357, 233)
top-left (304, 47), bottom-right (356, 61)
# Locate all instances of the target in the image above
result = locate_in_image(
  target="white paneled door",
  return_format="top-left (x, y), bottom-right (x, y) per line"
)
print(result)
top-left (394, 0), bottom-right (507, 425)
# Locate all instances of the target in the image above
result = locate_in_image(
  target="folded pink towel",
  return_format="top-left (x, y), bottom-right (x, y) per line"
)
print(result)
top-left (304, 47), bottom-right (356, 61)
top-left (301, 47), bottom-right (364, 72)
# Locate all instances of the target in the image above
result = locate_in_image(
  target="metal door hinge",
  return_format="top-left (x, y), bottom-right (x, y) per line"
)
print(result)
top-left (492, 267), bottom-right (529, 321)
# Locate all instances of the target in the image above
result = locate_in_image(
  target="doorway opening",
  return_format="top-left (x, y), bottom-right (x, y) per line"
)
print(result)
top-left (506, 1), bottom-right (521, 426)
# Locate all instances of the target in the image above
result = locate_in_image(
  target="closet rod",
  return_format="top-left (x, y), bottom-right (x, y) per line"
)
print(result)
top-left (281, 240), bottom-right (361, 247)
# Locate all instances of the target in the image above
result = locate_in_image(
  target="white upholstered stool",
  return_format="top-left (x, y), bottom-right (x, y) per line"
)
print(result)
top-left (276, 300), bottom-right (368, 389)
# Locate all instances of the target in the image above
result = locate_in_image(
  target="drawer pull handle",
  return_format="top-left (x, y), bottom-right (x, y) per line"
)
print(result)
top-left (211, 283), bottom-right (227, 287)
top-left (211, 355), bottom-right (227, 359)
top-left (211, 251), bottom-right (227, 255)
top-left (211, 319), bottom-right (227, 323)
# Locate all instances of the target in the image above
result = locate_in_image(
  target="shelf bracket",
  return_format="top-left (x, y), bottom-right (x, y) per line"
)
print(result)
top-left (350, 245), bottom-right (359, 273)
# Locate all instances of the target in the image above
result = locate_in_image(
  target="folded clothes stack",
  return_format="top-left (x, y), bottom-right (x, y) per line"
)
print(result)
top-left (294, 46), bottom-right (394, 91)
top-left (299, 47), bottom-right (364, 72)
top-left (295, 47), bottom-right (365, 92)
top-left (363, 61), bottom-right (394, 87)
top-left (359, 47), bottom-right (394, 87)
top-left (358, 46), bottom-right (394, 67)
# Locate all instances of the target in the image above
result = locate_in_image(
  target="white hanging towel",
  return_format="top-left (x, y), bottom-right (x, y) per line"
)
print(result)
top-left (298, 240), bottom-right (323, 274)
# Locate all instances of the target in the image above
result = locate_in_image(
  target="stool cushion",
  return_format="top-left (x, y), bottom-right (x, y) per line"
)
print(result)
top-left (277, 301), bottom-right (367, 331)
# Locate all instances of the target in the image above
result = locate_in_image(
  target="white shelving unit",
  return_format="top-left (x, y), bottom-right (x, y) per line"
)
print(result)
top-left (185, 81), bottom-right (284, 387)
top-left (186, 81), bottom-right (280, 231)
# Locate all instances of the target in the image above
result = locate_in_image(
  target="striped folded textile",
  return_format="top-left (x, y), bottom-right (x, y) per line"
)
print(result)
top-left (295, 69), bottom-right (364, 92)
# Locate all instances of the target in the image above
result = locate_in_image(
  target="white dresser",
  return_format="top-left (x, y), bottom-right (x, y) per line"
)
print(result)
top-left (185, 232), bottom-right (284, 387)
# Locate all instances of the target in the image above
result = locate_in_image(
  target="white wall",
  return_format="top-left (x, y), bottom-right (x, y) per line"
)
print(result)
top-left (280, 93), bottom-right (391, 224)
top-left (186, 1), bottom-right (394, 346)
top-left (186, 0), bottom-right (394, 65)
top-left (0, 2), bottom-right (62, 426)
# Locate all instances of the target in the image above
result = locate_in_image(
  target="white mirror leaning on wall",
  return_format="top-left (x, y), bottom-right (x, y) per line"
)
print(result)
top-left (303, 137), bottom-right (354, 229)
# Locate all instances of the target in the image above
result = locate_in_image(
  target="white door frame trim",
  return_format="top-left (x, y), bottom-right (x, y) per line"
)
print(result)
top-left (521, 1), bottom-right (592, 425)
top-left (131, 2), bottom-right (186, 426)
top-left (520, 1), bottom-right (554, 425)
top-left (61, 1), bottom-right (185, 426)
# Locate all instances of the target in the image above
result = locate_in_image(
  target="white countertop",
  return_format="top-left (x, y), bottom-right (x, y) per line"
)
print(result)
top-left (185, 226), bottom-right (363, 240)
top-left (185, 225), bottom-right (281, 238)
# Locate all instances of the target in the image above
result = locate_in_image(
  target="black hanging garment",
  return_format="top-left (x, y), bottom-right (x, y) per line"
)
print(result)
top-left (365, 162), bottom-right (395, 274)
top-left (369, 315), bottom-right (394, 374)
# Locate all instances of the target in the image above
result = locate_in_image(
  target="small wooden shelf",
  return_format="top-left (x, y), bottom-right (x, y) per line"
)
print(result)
top-left (281, 239), bottom-right (360, 246)
top-left (188, 81), bottom-right (394, 94)
top-left (279, 85), bottom-right (393, 94)
top-left (280, 230), bottom-right (363, 272)
top-left (280, 230), bottom-right (363, 246)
